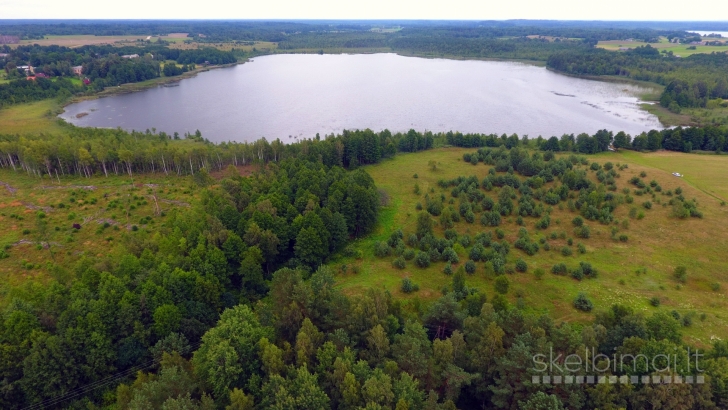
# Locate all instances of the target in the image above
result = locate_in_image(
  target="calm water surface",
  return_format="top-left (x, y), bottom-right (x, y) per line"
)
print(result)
top-left (61, 54), bottom-right (663, 143)
top-left (689, 30), bottom-right (728, 37)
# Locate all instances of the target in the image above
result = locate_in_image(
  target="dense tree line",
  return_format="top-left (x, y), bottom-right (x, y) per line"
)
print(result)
top-left (0, 127), bottom-right (426, 179)
top-left (2, 44), bottom-right (237, 70)
top-left (0, 20), bottom-right (703, 43)
top-left (0, 44), bottom-right (237, 105)
top-left (439, 125), bottom-right (728, 154)
top-left (546, 46), bottom-right (728, 109)
top-left (0, 76), bottom-right (79, 106)
top-left (4, 124), bottom-right (723, 180)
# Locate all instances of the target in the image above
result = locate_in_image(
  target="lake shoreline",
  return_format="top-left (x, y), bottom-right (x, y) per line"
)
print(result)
top-left (59, 52), bottom-right (672, 128)
top-left (59, 60), bottom-right (244, 116)
top-left (59, 53), bottom-right (666, 140)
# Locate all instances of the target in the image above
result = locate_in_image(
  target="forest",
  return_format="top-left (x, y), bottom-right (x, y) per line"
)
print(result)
top-left (2, 124), bottom-right (728, 409)
top-left (0, 44), bottom-right (237, 104)
top-left (546, 46), bottom-right (728, 110)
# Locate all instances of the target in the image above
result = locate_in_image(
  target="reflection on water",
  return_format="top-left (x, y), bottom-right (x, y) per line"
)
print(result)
top-left (60, 53), bottom-right (663, 143)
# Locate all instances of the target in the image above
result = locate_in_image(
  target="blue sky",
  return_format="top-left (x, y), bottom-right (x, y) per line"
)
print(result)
top-left (1, 0), bottom-right (727, 20)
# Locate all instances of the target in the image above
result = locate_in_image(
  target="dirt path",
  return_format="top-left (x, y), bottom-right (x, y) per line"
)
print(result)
top-left (0, 181), bottom-right (17, 195)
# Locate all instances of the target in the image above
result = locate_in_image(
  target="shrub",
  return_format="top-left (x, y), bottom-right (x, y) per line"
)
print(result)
top-left (674, 266), bottom-right (687, 283)
top-left (444, 229), bottom-right (458, 240)
top-left (640, 171), bottom-right (647, 177)
top-left (442, 247), bottom-right (459, 263)
top-left (401, 278), bottom-right (419, 293)
top-left (682, 315), bottom-right (693, 327)
top-left (561, 247), bottom-right (572, 256)
top-left (650, 297), bottom-right (661, 307)
top-left (428, 247), bottom-right (441, 262)
top-left (414, 252), bottom-right (431, 268)
top-left (619, 234), bottom-right (628, 242)
top-left (515, 259), bottom-right (528, 272)
top-left (552, 263), bottom-right (567, 275)
top-left (575, 225), bottom-right (590, 239)
top-left (494, 276), bottom-right (510, 294)
top-left (459, 235), bottom-right (472, 247)
top-left (579, 261), bottom-right (598, 278)
top-left (403, 249), bottom-right (416, 260)
top-left (711, 282), bottom-right (721, 292)
top-left (577, 243), bottom-right (586, 254)
top-left (374, 241), bottom-right (391, 258)
top-left (572, 216), bottom-right (584, 227)
top-left (534, 268), bottom-right (545, 280)
top-left (495, 229), bottom-right (505, 239)
top-left (535, 215), bottom-right (550, 230)
top-left (573, 293), bottom-right (594, 312)
top-left (642, 201), bottom-right (652, 210)
top-left (407, 234), bottom-right (419, 247)
top-left (392, 257), bottom-right (406, 269)
top-left (465, 260), bottom-right (476, 274)
top-left (443, 263), bottom-right (453, 275)
top-left (464, 210), bottom-right (475, 223)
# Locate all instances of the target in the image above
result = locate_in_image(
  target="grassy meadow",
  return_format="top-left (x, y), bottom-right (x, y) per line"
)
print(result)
top-left (0, 169), bottom-right (200, 300)
top-left (0, 100), bottom-right (68, 135)
top-left (329, 147), bottom-right (728, 347)
top-left (598, 37), bottom-right (728, 57)
top-left (16, 35), bottom-right (151, 48)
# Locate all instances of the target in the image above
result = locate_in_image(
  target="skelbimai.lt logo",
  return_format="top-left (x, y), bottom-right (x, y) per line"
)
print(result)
top-left (531, 347), bottom-right (705, 385)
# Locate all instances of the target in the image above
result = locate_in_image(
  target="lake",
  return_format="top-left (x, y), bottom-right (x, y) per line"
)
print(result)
top-left (60, 53), bottom-right (663, 143)
top-left (688, 30), bottom-right (728, 38)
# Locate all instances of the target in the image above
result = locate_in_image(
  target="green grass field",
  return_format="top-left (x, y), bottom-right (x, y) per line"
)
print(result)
top-left (0, 170), bottom-right (200, 299)
top-left (598, 37), bottom-right (728, 57)
top-left (328, 147), bottom-right (728, 347)
top-left (0, 100), bottom-right (68, 135)
top-left (16, 35), bottom-right (151, 48)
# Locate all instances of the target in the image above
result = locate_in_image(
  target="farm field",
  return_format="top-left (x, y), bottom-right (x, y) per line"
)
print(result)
top-left (16, 34), bottom-right (152, 48)
top-left (330, 147), bottom-right (728, 347)
top-left (598, 37), bottom-right (728, 57)
top-left (168, 40), bottom-right (278, 52)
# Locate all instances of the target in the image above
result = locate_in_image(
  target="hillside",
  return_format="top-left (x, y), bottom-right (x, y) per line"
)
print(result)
top-left (332, 147), bottom-right (728, 347)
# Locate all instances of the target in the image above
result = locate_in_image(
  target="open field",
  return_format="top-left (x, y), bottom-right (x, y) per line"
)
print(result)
top-left (0, 170), bottom-right (200, 301)
top-left (168, 40), bottom-right (278, 52)
top-left (598, 37), bottom-right (728, 57)
top-left (330, 147), bottom-right (728, 346)
top-left (16, 34), bottom-right (152, 48)
top-left (0, 100), bottom-right (68, 134)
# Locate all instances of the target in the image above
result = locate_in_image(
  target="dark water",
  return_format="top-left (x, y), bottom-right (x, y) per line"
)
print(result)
top-left (60, 53), bottom-right (663, 143)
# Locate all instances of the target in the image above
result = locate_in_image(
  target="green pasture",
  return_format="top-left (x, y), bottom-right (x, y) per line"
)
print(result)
top-left (329, 147), bottom-right (728, 346)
